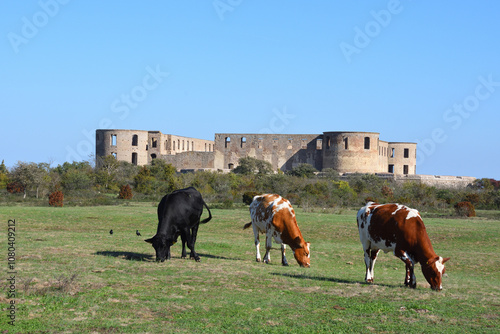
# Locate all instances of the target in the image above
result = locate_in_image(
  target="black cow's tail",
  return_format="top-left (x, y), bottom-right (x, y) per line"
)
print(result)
top-left (243, 222), bottom-right (252, 230)
top-left (200, 201), bottom-right (212, 224)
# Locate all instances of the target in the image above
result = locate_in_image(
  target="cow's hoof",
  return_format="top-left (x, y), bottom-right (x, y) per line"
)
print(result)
top-left (282, 262), bottom-right (289, 266)
top-left (366, 279), bottom-right (374, 283)
top-left (256, 258), bottom-right (261, 263)
top-left (195, 257), bottom-right (201, 262)
top-left (263, 260), bottom-right (270, 264)
top-left (181, 256), bottom-right (187, 259)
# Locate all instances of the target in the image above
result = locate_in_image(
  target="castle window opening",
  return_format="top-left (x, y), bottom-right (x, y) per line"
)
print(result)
top-left (316, 139), bottom-right (322, 150)
top-left (111, 135), bottom-right (117, 146)
top-left (343, 137), bottom-right (348, 150)
top-left (182, 140), bottom-right (185, 150)
top-left (112, 152), bottom-right (117, 159)
top-left (390, 148), bottom-right (395, 158)
top-left (404, 148), bottom-right (409, 158)
top-left (241, 137), bottom-right (247, 148)
top-left (228, 163), bottom-right (234, 169)
top-left (146, 145), bottom-right (148, 151)
top-left (326, 136), bottom-right (331, 149)
top-left (152, 138), bottom-right (158, 148)
top-left (225, 137), bottom-right (231, 148)
top-left (287, 138), bottom-right (293, 150)
top-left (403, 165), bottom-right (409, 174)
top-left (192, 141), bottom-right (194, 151)
top-left (364, 137), bottom-right (370, 150)
top-left (132, 135), bottom-right (138, 146)
top-left (132, 153), bottom-right (138, 165)
top-left (388, 164), bottom-right (394, 173)
top-left (151, 154), bottom-right (157, 159)
top-left (187, 141), bottom-right (189, 151)
top-left (173, 141), bottom-right (176, 151)
top-left (258, 138), bottom-right (263, 149)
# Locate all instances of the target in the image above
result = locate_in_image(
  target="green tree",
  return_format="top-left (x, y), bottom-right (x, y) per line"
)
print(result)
top-left (232, 157), bottom-right (272, 175)
top-left (287, 163), bottom-right (317, 178)
top-left (95, 155), bottom-right (120, 190)
top-left (0, 160), bottom-right (8, 189)
top-left (10, 162), bottom-right (51, 198)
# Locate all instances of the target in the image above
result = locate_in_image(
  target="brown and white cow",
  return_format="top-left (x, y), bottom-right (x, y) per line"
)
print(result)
top-left (243, 194), bottom-right (310, 267)
top-left (357, 202), bottom-right (450, 291)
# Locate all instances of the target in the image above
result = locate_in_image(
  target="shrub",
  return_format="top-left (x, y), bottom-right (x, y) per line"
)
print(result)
top-left (49, 190), bottom-right (64, 207)
top-left (118, 184), bottom-right (133, 199)
top-left (454, 201), bottom-right (475, 217)
top-left (242, 191), bottom-right (260, 205)
top-left (7, 182), bottom-right (24, 194)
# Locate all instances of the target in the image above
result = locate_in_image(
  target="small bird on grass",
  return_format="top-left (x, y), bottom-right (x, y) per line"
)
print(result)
top-left (109, 229), bottom-right (113, 235)
top-left (136, 230), bottom-right (141, 236)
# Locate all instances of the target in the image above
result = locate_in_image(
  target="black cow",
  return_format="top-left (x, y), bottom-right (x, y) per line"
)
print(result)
top-left (145, 187), bottom-right (212, 262)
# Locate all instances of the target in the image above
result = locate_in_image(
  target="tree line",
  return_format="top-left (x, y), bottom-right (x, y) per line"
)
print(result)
top-left (1, 156), bottom-right (499, 212)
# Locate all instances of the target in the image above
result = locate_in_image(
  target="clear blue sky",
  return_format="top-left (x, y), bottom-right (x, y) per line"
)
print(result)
top-left (1, 1), bottom-right (499, 179)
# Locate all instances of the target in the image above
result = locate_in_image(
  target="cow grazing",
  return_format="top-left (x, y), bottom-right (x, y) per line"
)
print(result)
top-left (243, 194), bottom-right (310, 267)
top-left (357, 202), bottom-right (450, 291)
top-left (145, 187), bottom-right (212, 262)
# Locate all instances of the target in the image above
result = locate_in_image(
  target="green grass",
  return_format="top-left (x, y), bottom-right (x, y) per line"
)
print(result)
top-left (0, 204), bottom-right (499, 333)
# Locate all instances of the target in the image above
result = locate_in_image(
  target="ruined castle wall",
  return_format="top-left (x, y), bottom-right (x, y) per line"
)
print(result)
top-left (213, 133), bottom-right (322, 172)
top-left (387, 142), bottom-right (417, 175)
top-left (394, 174), bottom-right (476, 188)
top-left (322, 132), bottom-right (381, 173)
top-left (161, 151), bottom-right (214, 171)
top-left (96, 129), bottom-right (149, 166)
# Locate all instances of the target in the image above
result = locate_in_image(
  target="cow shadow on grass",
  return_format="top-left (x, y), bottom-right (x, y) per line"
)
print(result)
top-left (271, 272), bottom-right (394, 288)
top-left (95, 251), bottom-right (154, 262)
top-left (195, 253), bottom-right (242, 261)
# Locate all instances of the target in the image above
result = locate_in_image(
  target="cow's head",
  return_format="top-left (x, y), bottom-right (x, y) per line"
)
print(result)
top-left (421, 256), bottom-right (450, 291)
top-left (293, 241), bottom-right (311, 268)
top-left (145, 234), bottom-right (174, 262)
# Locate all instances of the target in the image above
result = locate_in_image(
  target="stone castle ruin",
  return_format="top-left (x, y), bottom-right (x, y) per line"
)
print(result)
top-left (95, 129), bottom-right (475, 188)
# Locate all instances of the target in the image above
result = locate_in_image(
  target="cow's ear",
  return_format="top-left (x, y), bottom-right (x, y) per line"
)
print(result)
top-left (145, 237), bottom-right (154, 244)
top-left (442, 257), bottom-right (450, 264)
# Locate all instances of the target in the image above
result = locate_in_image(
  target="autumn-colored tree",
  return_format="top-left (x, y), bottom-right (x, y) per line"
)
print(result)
top-left (49, 190), bottom-right (64, 207)
top-left (118, 184), bottom-right (133, 199)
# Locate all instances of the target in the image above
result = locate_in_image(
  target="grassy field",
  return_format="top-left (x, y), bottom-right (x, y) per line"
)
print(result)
top-left (0, 203), bottom-right (499, 333)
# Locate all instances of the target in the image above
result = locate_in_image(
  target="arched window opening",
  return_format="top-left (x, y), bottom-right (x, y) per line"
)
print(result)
top-left (225, 137), bottom-right (231, 148)
top-left (241, 137), bottom-right (247, 148)
top-left (132, 153), bottom-right (138, 165)
top-left (132, 134), bottom-right (138, 146)
top-left (343, 137), bottom-right (348, 150)
top-left (151, 154), bottom-right (157, 159)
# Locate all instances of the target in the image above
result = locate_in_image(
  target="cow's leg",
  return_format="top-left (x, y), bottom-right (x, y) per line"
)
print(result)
top-left (396, 250), bottom-right (416, 288)
top-left (364, 248), bottom-right (379, 283)
top-left (281, 243), bottom-right (289, 266)
top-left (166, 246), bottom-right (171, 260)
top-left (180, 233), bottom-right (187, 259)
top-left (263, 228), bottom-right (273, 264)
top-left (184, 227), bottom-right (201, 262)
top-left (251, 223), bottom-right (262, 262)
top-left (188, 224), bottom-right (200, 262)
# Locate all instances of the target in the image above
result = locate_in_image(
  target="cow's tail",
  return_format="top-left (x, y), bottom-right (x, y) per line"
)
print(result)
top-left (200, 201), bottom-right (212, 224)
top-left (243, 222), bottom-right (252, 230)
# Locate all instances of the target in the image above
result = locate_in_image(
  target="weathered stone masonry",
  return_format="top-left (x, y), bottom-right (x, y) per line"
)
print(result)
top-left (96, 129), bottom-right (417, 175)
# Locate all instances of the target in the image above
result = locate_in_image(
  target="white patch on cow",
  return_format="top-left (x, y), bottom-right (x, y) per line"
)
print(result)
top-left (406, 208), bottom-right (421, 220)
top-left (392, 204), bottom-right (405, 215)
top-left (435, 256), bottom-right (445, 275)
